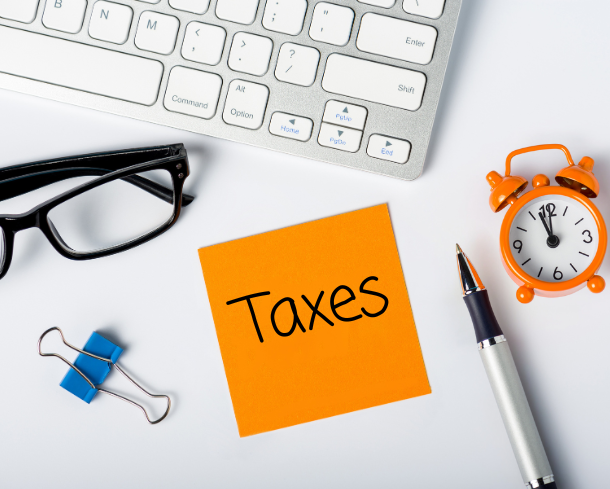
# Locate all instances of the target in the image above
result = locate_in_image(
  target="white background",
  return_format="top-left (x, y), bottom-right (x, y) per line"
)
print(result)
top-left (1, 1), bottom-right (610, 488)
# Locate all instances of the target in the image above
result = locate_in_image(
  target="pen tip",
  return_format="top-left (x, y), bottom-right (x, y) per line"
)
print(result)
top-left (456, 244), bottom-right (485, 295)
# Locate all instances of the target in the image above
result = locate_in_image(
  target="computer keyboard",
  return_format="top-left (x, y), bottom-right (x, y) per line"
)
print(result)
top-left (0, 0), bottom-right (461, 180)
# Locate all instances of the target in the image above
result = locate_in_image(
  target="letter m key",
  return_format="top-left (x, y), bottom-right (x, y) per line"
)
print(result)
top-left (147, 19), bottom-right (157, 30)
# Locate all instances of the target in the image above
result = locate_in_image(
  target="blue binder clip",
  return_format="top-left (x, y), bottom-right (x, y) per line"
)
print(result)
top-left (39, 327), bottom-right (171, 424)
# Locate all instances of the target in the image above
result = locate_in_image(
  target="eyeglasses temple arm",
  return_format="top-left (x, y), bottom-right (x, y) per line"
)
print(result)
top-left (123, 174), bottom-right (194, 206)
top-left (0, 169), bottom-right (194, 206)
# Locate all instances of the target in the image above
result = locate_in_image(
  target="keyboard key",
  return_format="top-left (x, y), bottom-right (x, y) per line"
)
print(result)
top-left (275, 43), bottom-right (319, 87)
top-left (223, 79), bottom-right (269, 129)
top-left (309, 2), bottom-right (353, 46)
top-left (357, 13), bottom-right (437, 65)
top-left (318, 123), bottom-right (361, 152)
top-left (322, 100), bottom-right (367, 130)
top-left (403, 0), bottom-right (445, 19)
top-left (269, 112), bottom-right (313, 141)
top-left (181, 22), bottom-right (226, 66)
top-left (367, 135), bottom-right (410, 163)
top-left (357, 0), bottom-right (394, 7)
top-left (216, 0), bottom-right (259, 25)
top-left (42, 0), bottom-right (88, 34)
top-left (262, 0), bottom-right (307, 36)
top-left (135, 11), bottom-right (180, 55)
top-left (169, 0), bottom-right (210, 14)
top-left (0, 0), bottom-right (40, 23)
top-left (89, 1), bottom-right (133, 45)
top-left (228, 32), bottom-right (273, 76)
top-left (322, 54), bottom-right (426, 111)
top-left (0, 25), bottom-right (163, 105)
top-left (164, 66), bottom-right (222, 119)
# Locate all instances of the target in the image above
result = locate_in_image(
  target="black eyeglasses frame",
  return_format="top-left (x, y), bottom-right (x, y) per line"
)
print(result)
top-left (0, 144), bottom-right (193, 281)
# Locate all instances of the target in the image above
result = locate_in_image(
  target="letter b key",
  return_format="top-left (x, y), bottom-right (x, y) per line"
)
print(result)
top-left (43, 0), bottom-right (88, 33)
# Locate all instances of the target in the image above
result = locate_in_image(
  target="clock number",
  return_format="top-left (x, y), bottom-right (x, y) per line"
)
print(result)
top-left (582, 230), bottom-right (593, 244)
top-left (539, 205), bottom-right (546, 218)
top-left (553, 267), bottom-right (563, 281)
top-left (513, 240), bottom-right (523, 254)
top-left (538, 203), bottom-right (557, 218)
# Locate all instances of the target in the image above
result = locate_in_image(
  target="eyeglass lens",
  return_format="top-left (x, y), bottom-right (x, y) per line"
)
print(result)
top-left (47, 169), bottom-right (175, 254)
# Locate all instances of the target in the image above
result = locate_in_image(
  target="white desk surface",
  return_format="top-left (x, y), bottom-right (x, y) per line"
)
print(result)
top-left (1, 1), bottom-right (609, 488)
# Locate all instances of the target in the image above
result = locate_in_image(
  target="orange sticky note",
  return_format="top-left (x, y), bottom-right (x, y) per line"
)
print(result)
top-left (198, 204), bottom-right (430, 437)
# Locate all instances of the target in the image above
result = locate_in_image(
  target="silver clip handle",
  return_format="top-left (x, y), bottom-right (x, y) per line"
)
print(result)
top-left (38, 327), bottom-right (171, 425)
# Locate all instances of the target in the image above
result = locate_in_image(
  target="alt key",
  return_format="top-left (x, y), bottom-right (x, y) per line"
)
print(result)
top-left (366, 134), bottom-right (411, 164)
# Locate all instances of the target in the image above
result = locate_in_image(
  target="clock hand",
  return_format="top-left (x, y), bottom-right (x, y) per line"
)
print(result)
top-left (538, 212), bottom-right (551, 236)
top-left (538, 211), bottom-right (560, 249)
top-left (545, 203), bottom-right (555, 236)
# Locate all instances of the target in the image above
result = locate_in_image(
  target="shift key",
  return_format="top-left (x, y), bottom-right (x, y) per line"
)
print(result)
top-left (322, 54), bottom-right (426, 111)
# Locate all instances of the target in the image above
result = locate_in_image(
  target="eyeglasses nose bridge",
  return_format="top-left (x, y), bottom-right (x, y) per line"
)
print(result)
top-left (1, 210), bottom-right (46, 236)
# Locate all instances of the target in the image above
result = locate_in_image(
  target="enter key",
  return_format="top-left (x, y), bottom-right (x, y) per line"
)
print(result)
top-left (356, 13), bottom-right (437, 65)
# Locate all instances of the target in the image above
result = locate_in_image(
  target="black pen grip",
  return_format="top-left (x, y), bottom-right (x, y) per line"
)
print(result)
top-left (463, 290), bottom-right (504, 344)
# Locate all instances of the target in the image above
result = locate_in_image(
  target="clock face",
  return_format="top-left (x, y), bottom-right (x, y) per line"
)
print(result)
top-left (508, 195), bottom-right (599, 283)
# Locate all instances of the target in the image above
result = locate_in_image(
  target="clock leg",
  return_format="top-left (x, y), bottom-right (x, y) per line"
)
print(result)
top-left (587, 275), bottom-right (605, 293)
top-left (517, 286), bottom-right (535, 303)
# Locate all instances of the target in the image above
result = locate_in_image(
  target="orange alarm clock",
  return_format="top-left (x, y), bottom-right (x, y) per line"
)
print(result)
top-left (487, 144), bottom-right (607, 303)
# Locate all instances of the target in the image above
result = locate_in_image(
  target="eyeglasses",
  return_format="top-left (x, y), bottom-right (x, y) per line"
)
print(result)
top-left (0, 144), bottom-right (194, 281)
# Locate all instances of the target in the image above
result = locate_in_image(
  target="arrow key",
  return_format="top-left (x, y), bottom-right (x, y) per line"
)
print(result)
top-left (269, 112), bottom-right (314, 141)
top-left (181, 22), bottom-right (226, 65)
top-left (318, 123), bottom-right (362, 152)
top-left (322, 100), bottom-right (367, 130)
top-left (366, 134), bottom-right (411, 164)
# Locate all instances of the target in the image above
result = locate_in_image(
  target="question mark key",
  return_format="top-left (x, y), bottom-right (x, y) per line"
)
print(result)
top-left (276, 43), bottom-right (321, 87)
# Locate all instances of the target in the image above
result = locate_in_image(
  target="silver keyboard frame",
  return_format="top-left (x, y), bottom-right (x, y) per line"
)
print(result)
top-left (0, 0), bottom-right (461, 180)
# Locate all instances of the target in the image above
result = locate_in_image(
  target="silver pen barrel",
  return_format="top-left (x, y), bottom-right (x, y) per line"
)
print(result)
top-left (480, 337), bottom-right (554, 488)
top-left (457, 245), bottom-right (557, 489)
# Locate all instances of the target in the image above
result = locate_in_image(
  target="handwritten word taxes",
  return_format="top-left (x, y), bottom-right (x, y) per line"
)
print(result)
top-left (226, 276), bottom-right (389, 343)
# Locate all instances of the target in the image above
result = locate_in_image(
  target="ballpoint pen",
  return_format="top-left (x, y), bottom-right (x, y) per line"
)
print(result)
top-left (456, 244), bottom-right (557, 489)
